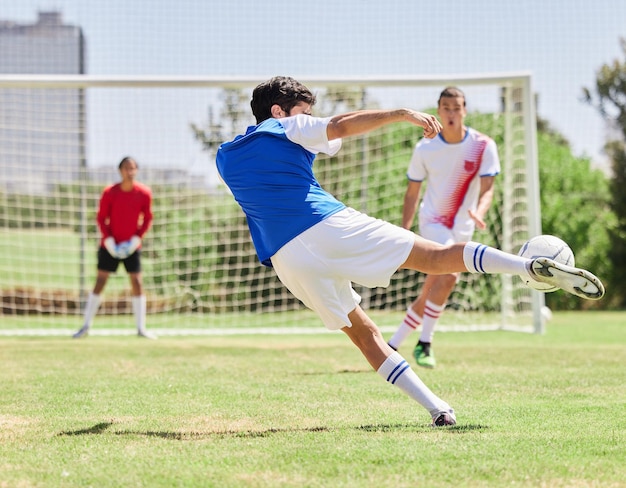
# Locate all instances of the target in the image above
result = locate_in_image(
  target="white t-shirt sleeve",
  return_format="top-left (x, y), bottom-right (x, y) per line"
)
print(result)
top-left (480, 138), bottom-right (501, 176)
top-left (280, 114), bottom-right (342, 156)
top-left (406, 142), bottom-right (426, 181)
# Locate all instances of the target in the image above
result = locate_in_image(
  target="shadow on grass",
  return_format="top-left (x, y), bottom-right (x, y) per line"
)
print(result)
top-left (299, 368), bottom-right (371, 375)
top-left (356, 423), bottom-right (487, 433)
top-left (58, 421), bottom-right (487, 439)
top-left (58, 422), bottom-right (114, 436)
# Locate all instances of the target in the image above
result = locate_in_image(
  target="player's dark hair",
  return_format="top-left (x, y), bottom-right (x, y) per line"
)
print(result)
top-left (438, 86), bottom-right (466, 107)
top-left (118, 156), bottom-right (138, 169)
top-left (250, 76), bottom-right (316, 124)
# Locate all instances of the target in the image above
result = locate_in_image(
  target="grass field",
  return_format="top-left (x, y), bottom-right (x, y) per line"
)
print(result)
top-left (1, 311), bottom-right (625, 487)
top-left (0, 228), bottom-right (151, 292)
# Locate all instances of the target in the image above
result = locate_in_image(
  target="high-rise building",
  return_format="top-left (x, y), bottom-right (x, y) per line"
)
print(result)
top-left (0, 11), bottom-right (86, 193)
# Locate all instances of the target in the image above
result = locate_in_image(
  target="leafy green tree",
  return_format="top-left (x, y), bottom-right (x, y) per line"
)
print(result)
top-left (583, 37), bottom-right (626, 307)
top-left (190, 88), bottom-right (250, 155)
top-left (535, 119), bottom-right (615, 309)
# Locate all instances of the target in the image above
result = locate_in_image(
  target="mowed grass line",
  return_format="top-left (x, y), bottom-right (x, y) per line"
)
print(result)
top-left (0, 312), bottom-right (624, 487)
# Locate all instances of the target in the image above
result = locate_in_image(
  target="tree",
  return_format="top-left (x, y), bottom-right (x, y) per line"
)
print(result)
top-left (190, 89), bottom-right (250, 156)
top-left (535, 121), bottom-right (615, 309)
top-left (583, 37), bottom-right (626, 307)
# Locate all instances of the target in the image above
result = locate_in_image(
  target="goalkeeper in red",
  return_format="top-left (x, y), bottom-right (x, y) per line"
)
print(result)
top-left (73, 156), bottom-right (156, 339)
top-left (216, 76), bottom-right (604, 426)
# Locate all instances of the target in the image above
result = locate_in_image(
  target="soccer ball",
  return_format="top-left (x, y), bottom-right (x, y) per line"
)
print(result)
top-left (517, 235), bottom-right (575, 292)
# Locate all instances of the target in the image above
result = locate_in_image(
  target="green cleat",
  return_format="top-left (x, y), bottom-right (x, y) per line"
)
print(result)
top-left (413, 341), bottom-right (436, 368)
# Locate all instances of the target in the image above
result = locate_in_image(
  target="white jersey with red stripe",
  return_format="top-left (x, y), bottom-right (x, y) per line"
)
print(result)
top-left (406, 127), bottom-right (500, 234)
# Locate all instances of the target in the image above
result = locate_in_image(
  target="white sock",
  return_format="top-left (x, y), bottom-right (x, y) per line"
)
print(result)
top-left (132, 295), bottom-right (147, 333)
top-left (388, 308), bottom-right (422, 349)
top-left (419, 300), bottom-right (445, 343)
top-left (377, 351), bottom-right (450, 416)
top-left (463, 241), bottom-right (529, 276)
top-left (82, 293), bottom-right (101, 328)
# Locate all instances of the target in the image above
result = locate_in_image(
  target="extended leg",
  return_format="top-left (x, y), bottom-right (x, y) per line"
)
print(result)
top-left (342, 306), bottom-right (456, 426)
top-left (400, 238), bottom-right (604, 300)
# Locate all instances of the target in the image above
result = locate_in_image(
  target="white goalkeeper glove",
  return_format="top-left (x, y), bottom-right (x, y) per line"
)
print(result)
top-left (103, 236), bottom-right (119, 258)
top-left (116, 235), bottom-right (141, 259)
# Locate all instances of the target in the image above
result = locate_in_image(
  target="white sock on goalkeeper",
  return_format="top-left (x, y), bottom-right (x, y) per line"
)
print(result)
top-left (132, 295), bottom-right (147, 333)
top-left (82, 292), bottom-right (101, 329)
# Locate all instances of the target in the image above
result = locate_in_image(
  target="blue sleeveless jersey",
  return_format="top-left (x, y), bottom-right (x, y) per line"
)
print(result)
top-left (216, 117), bottom-right (345, 266)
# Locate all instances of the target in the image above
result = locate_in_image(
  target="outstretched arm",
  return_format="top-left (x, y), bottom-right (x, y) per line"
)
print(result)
top-left (326, 109), bottom-right (442, 141)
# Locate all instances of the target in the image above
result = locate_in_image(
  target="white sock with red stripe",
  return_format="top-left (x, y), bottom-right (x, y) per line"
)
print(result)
top-left (388, 307), bottom-right (422, 350)
top-left (377, 351), bottom-right (450, 416)
top-left (419, 300), bottom-right (445, 344)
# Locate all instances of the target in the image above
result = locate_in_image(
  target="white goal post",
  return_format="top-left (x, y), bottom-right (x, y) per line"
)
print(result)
top-left (0, 73), bottom-right (545, 334)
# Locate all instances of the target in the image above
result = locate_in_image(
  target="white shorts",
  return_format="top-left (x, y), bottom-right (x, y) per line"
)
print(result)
top-left (419, 221), bottom-right (474, 246)
top-left (419, 222), bottom-right (473, 284)
top-left (271, 208), bottom-right (416, 330)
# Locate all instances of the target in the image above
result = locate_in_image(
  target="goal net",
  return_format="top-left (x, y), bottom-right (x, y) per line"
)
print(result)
top-left (0, 74), bottom-right (545, 335)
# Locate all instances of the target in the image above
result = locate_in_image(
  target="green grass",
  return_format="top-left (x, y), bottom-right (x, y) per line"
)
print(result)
top-left (0, 228), bottom-right (152, 292)
top-left (1, 311), bottom-right (625, 487)
top-left (0, 309), bottom-right (520, 332)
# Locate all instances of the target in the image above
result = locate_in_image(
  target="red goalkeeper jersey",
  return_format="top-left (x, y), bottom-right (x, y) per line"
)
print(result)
top-left (97, 181), bottom-right (153, 246)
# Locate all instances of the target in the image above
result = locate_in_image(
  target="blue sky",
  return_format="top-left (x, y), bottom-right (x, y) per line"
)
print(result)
top-left (1, 0), bottom-right (625, 175)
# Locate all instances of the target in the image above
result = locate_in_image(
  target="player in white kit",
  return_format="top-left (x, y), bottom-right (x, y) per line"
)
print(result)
top-left (388, 87), bottom-right (499, 368)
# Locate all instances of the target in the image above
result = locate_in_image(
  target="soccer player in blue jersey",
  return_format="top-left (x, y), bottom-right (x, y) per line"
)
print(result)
top-left (216, 76), bottom-right (604, 427)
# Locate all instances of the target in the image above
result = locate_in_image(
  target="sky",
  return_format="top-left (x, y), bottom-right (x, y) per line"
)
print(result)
top-left (1, 0), bottom-right (624, 177)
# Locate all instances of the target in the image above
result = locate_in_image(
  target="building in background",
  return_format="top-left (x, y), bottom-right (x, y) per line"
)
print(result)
top-left (0, 11), bottom-right (86, 193)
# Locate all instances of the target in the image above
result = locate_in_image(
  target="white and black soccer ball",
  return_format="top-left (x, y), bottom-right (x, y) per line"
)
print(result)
top-left (518, 235), bottom-right (575, 292)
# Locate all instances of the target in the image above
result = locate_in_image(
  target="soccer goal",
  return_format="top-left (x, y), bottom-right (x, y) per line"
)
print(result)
top-left (0, 73), bottom-right (545, 335)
